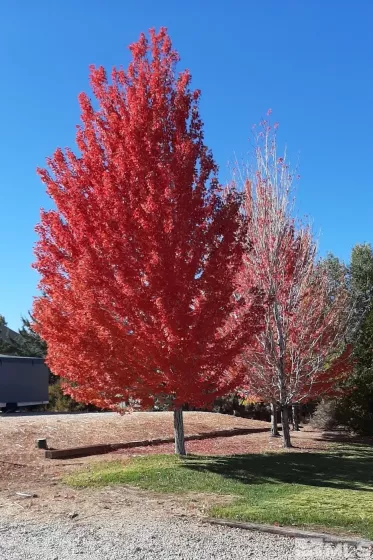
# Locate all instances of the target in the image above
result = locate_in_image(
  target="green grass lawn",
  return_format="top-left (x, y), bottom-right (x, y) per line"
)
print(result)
top-left (66, 443), bottom-right (373, 540)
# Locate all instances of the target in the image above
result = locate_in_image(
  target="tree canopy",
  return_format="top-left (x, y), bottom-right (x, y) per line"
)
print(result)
top-left (33, 28), bottom-right (262, 453)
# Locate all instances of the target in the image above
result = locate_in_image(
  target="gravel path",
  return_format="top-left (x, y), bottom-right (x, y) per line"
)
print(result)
top-left (0, 517), bottom-right (371, 560)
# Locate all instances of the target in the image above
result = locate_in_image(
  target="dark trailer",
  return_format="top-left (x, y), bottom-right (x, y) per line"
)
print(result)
top-left (0, 355), bottom-right (49, 412)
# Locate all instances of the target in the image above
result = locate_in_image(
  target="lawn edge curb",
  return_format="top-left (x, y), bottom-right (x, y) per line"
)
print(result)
top-left (205, 518), bottom-right (373, 547)
top-left (44, 427), bottom-right (262, 459)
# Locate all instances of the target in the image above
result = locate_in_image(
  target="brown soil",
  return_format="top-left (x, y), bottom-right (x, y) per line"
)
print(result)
top-left (0, 411), bottom-right (267, 471)
top-left (0, 411), bottom-right (343, 524)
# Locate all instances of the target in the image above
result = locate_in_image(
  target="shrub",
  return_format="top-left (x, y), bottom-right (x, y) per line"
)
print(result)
top-left (48, 382), bottom-right (101, 412)
top-left (310, 400), bottom-right (339, 430)
top-left (335, 367), bottom-right (373, 435)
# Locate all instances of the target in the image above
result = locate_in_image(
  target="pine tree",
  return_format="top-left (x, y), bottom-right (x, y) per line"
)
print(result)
top-left (337, 244), bottom-right (373, 434)
top-left (0, 315), bottom-right (20, 355)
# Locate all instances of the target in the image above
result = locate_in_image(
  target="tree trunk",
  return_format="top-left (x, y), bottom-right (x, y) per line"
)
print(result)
top-left (281, 406), bottom-right (292, 448)
top-left (173, 407), bottom-right (186, 456)
top-left (270, 402), bottom-right (279, 436)
top-left (292, 404), bottom-right (300, 431)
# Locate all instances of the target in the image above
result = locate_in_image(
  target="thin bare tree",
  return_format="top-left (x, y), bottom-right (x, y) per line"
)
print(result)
top-left (235, 115), bottom-right (353, 447)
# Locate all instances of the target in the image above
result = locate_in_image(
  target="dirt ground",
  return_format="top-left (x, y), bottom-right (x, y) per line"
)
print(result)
top-left (0, 410), bottom-right (269, 468)
top-left (0, 411), bottom-right (330, 475)
top-left (0, 411), bottom-right (332, 524)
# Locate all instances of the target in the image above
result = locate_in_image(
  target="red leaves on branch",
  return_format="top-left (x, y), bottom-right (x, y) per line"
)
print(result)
top-left (33, 29), bottom-right (262, 411)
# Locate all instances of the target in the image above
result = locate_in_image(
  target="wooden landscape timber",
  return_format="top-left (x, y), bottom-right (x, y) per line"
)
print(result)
top-left (44, 426), bottom-right (266, 459)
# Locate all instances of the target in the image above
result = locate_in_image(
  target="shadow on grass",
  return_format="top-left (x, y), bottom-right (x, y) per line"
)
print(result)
top-left (317, 430), bottom-right (373, 445)
top-left (182, 444), bottom-right (373, 492)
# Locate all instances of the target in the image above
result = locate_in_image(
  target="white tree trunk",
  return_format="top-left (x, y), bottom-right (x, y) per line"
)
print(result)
top-left (270, 402), bottom-right (279, 436)
top-left (292, 404), bottom-right (300, 431)
top-left (173, 407), bottom-right (186, 456)
top-left (281, 406), bottom-right (292, 448)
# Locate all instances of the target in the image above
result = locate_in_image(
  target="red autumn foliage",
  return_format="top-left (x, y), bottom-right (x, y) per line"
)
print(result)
top-left (235, 120), bottom-right (353, 411)
top-left (33, 29), bottom-right (263, 412)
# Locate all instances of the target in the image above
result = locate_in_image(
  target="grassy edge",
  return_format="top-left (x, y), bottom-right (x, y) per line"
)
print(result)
top-left (64, 447), bottom-right (373, 540)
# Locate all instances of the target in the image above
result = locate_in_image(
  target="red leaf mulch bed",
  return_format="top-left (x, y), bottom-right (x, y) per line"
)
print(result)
top-left (114, 427), bottom-right (330, 457)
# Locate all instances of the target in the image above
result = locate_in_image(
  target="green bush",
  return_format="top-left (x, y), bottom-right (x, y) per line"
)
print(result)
top-left (335, 368), bottom-right (373, 435)
top-left (48, 382), bottom-right (101, 412)
top-left (310, 400), bottom-right (340, 431)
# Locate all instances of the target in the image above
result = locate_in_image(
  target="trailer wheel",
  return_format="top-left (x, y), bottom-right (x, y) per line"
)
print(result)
top-left (4, 403), bottom-right (17, 413)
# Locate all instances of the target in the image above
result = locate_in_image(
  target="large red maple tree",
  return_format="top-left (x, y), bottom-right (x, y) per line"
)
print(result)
top-left (33, 29), bottom-right (262, 454)
top-left (235, 118), bottom-right (353, 447)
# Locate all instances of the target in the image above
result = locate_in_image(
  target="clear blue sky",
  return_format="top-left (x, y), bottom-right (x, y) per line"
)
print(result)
top-left (0, 0), bottom-right (372, 330)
